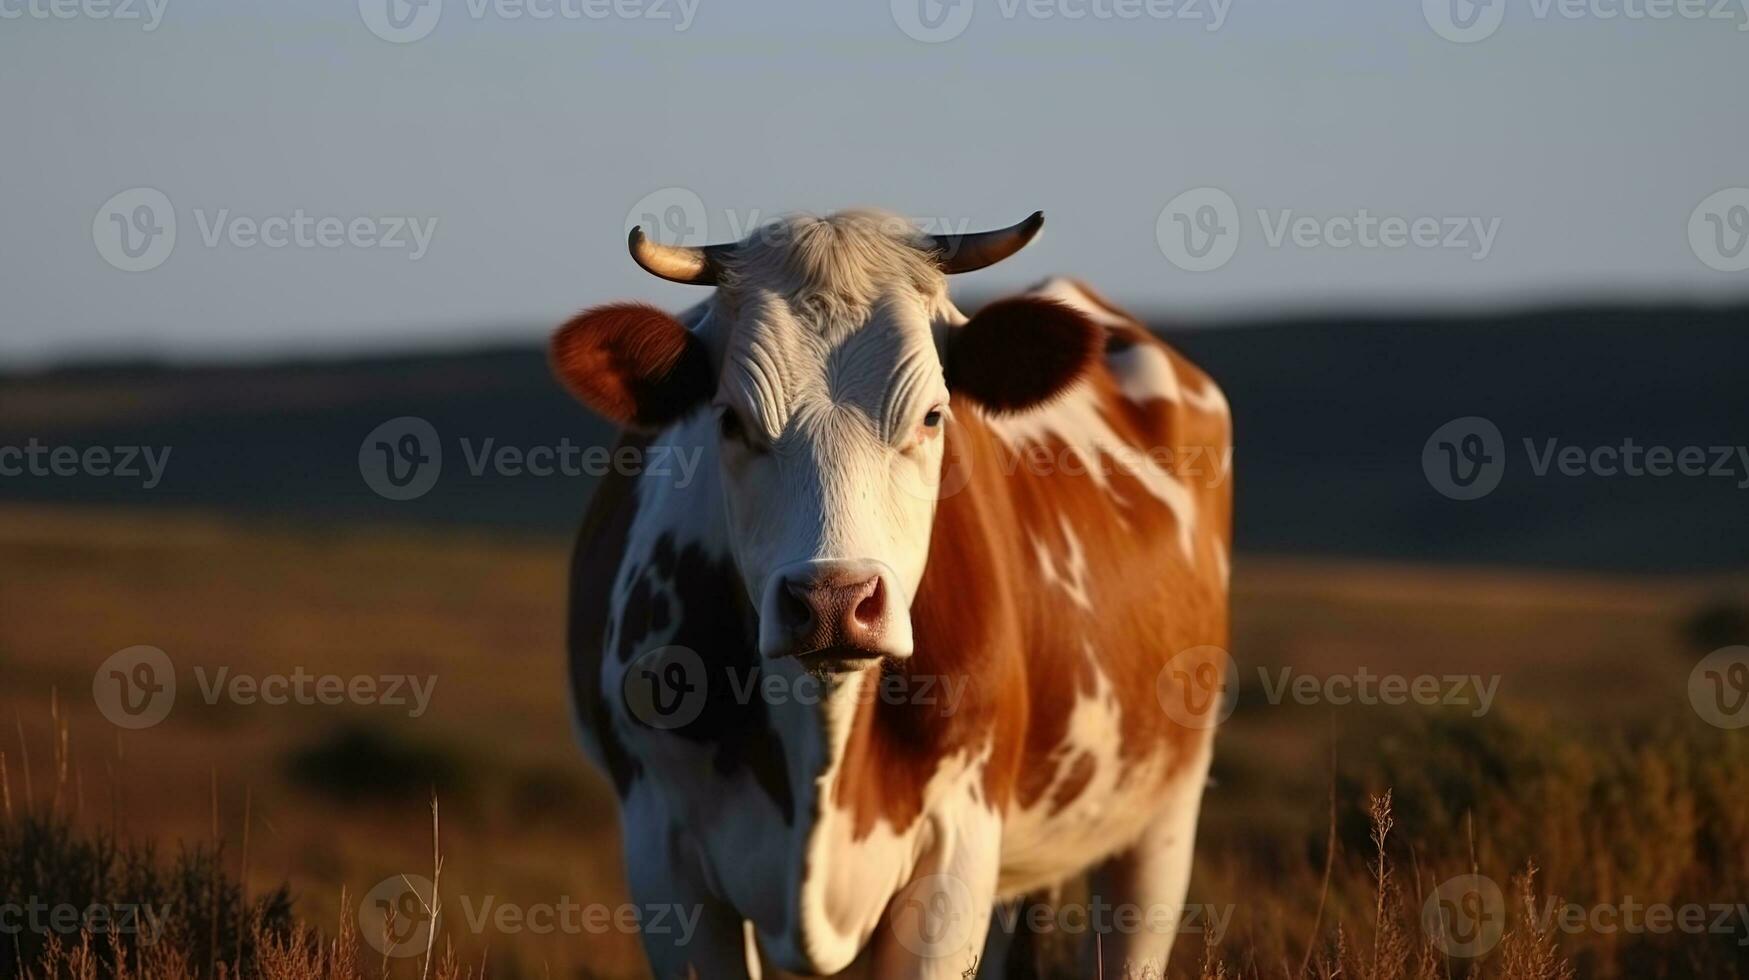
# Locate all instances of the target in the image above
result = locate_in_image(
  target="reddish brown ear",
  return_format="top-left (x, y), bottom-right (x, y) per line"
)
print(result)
top-left (550, 303), bottom-right (712, 430)
top-left (945, 297), bottom-right (1103, 414)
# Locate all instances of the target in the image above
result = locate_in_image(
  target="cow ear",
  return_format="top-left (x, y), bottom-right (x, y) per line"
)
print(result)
top-left (945, 297), bottom-right (1103, 414)
top-left (550, 303), bottom-right (712, 430)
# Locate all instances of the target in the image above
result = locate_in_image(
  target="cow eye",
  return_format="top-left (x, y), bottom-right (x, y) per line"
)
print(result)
top-left (922, 409), bottom-right (944, 429)
top-left (718, 408), bottom-right (746, 443)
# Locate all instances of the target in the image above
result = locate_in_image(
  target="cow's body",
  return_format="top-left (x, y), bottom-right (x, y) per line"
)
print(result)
top-left (566, 276), bottom-right (1232, 979)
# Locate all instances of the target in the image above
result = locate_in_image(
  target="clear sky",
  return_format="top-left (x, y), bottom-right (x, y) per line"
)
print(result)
top-left (2, 0), bottom-right (1745, 365)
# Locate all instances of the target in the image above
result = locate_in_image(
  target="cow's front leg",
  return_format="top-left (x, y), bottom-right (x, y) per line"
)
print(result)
top-left (1082, 735), bottom-right (1215, 974)
top-left (865, 805), bottom-right (1002, 980)
top-left (622, 793), bottom-right (756, 980)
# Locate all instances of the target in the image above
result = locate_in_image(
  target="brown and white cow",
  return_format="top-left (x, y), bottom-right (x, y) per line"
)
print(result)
top-left (553, 210), bottom-right (1232, 978)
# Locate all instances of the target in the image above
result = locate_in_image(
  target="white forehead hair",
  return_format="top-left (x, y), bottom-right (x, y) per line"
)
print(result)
top-left (717, 210), bottom-right (956, 340)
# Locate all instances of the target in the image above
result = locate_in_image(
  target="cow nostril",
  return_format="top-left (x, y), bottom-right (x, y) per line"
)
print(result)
top-left (852, 576), bottom-right (885, 630)
top-left (780, 580), bottom-right (816, 629)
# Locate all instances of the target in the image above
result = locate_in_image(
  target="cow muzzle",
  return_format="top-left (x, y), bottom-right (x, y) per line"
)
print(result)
top-left (758, 559), bottom-right (914, 670)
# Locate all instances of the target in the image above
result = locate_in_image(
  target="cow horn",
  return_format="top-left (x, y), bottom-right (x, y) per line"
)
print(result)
top-left (627, 227), bottom-right (733, 285)
top-left (927, 211), bottom-right (1045, 274)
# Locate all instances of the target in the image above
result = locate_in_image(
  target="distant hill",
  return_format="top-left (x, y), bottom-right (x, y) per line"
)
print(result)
top-left (3, 301), bottom-right (1746, 572)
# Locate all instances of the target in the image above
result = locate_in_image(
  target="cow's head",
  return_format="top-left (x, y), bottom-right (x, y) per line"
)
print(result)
top-left (552, 210), bottom-right (1101, 671)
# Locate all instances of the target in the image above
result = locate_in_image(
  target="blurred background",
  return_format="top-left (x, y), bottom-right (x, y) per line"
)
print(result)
top-left (2, 1), bottom-right (1747, 976)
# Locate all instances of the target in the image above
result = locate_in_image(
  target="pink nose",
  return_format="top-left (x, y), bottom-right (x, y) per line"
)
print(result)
top-left (773, 569), bottom-right (887, 655)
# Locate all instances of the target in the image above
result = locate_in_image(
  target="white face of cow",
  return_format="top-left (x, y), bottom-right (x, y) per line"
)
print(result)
top-left (711, 287), bottom-right (954, 668)
top-left (550, 209), bottom-right (1104, 672)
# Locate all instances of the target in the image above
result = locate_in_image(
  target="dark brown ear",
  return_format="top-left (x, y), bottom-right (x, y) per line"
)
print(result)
top-left (550, 303), bottom-right (712, 430)
top-left (945, 297), bottom-right (1103, 414)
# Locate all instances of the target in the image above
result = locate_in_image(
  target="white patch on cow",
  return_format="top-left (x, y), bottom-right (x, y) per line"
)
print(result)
top-left (1109, 342), bottom-right (1184, 405)
top-left (998, 658), bottom-right (1174, 898)
top-left (984, 388), bottom-right (1200, 563)
top-left (1029, 276), bottom-right (1134, 328)
top-left (1032, 515), bottom-right (1093, 612)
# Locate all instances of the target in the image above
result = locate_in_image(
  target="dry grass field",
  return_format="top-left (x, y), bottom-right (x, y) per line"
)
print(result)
top-left (3, 503), bottom-right (1746, 978)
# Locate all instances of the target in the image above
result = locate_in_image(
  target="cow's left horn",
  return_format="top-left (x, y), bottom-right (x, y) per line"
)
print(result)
top-left (628, 227), bottom-right (734, 285)
top-left (927, 211), bottom-right (1044, 274)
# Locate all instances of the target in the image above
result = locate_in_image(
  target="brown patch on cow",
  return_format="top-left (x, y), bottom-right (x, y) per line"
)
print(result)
top-left (946, 297), bottom-right (1104, 414)
top-left (1048, 752), bottom-right (1097, 815)
top-left (550, 303), bottom-right (713, 430)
